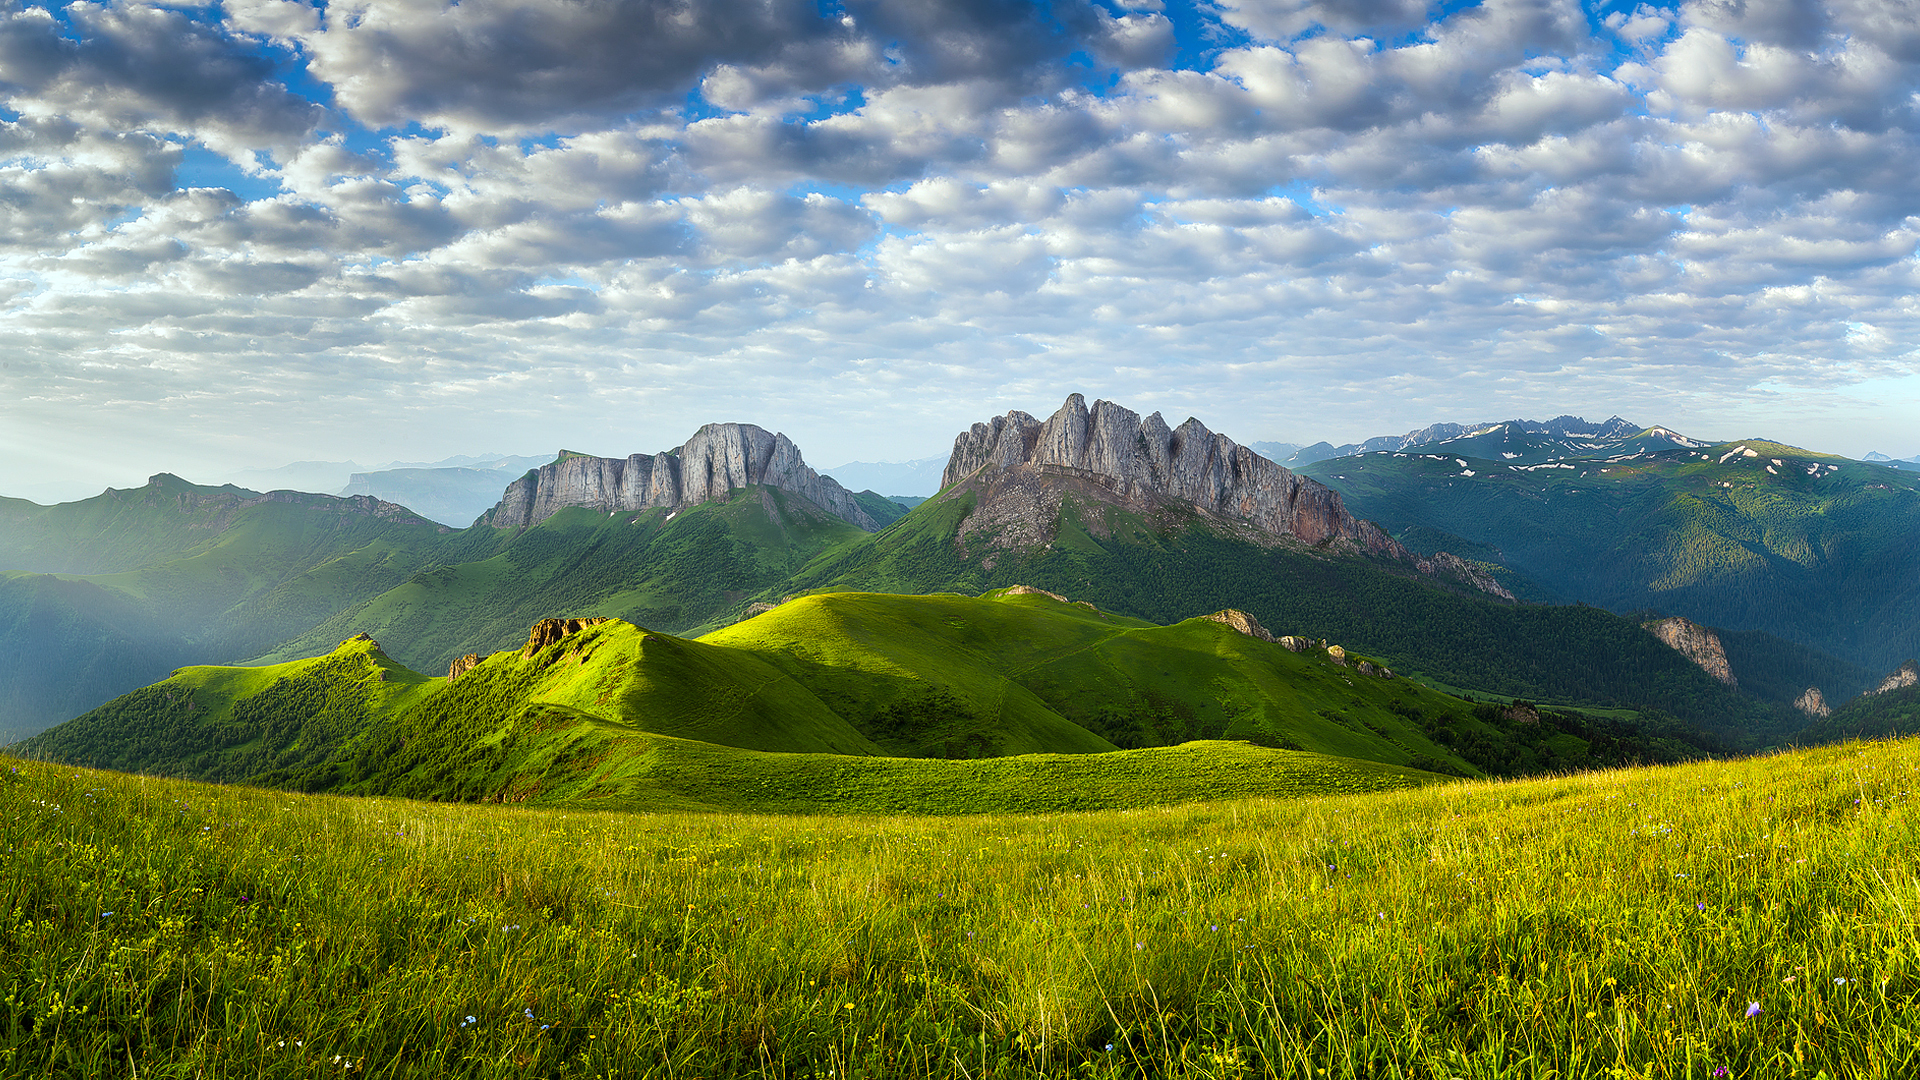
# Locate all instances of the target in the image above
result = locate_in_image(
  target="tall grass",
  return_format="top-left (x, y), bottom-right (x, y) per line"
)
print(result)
top-left (4, 739), bottom-right (1919, 1078)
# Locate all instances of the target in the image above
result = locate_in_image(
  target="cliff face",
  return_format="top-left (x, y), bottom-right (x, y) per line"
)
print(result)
top-left (942, 394), bottom-right (1406, 557)
top-left (1795, 687), bottom-right (1831, 718)
top-left (480, 423), bottom-right (876, 531)
top-left (1643, 616), bottom-right (1736, 686)
top-left (1871, 660), bottom-right (1920, 695)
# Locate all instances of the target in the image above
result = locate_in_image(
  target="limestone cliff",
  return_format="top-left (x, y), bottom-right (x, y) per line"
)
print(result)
top-left (1870, 660), bottom-right (1920, 696)
top-left (480, 423), bottom-right (876, 531)
top-left (941, 394), bottom-right (1409, 558)
top-left (1794, 687), bottom-right (1831, 719)
top-left (1643, 616), bottom-right (1736, 686)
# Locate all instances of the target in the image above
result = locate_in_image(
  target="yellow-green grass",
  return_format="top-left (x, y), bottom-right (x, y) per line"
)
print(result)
top-left (6, 738), bottom-right (1920, 1077)
top-left (439, 735), bottom-right (1439, 813)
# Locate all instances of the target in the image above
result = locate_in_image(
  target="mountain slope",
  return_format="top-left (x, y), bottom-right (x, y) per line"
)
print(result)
top-left (255, 486), bottom-right (871, 677)
top-left (1301, 438), bottom-right (1920, 672)
top-left (0, 476), bottom-right (484, 739)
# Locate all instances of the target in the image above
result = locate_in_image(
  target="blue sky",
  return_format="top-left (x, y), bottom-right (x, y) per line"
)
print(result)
top-left (3, 0), bottom-right (1919, 500)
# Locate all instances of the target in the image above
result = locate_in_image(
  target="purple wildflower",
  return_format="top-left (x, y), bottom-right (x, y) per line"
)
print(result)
top-left (1744, 1001), bottom-right (1762, 1018)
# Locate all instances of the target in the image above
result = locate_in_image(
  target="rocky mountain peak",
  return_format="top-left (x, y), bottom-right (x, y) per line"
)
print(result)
top-left (942, 394), bottom-right (1410, 558)
top-left (1794, 687), bottom-right (1831, 718)
top-left (480, 423), bottom-right (876, 531)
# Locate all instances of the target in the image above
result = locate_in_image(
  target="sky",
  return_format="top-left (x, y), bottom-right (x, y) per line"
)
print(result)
top-left (4, 0), bottom-right (1920, 502)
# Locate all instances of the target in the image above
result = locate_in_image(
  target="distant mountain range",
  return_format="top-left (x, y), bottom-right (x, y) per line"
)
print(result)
top-left (820, 456), bottom-right (949, 497)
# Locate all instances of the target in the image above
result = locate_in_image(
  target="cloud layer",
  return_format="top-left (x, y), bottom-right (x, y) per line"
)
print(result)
top-left (3, 0), bottom-right (1919, 493)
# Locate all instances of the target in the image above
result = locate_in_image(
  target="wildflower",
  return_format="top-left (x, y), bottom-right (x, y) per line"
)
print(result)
top-left (1744, 1001), bottom-right (1762, 1018)
top-left (1711, 1068), bottom-right (1730, 1078)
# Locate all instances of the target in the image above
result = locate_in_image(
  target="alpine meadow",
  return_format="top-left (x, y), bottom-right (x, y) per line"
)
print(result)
top-left (8, 0), bottom-right (1920, 1077)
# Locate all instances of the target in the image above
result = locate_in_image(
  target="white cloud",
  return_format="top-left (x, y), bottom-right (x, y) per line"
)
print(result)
top-left (4, 0), bottom-right (1920, 482)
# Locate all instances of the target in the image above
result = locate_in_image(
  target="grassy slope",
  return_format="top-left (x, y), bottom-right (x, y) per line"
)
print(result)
top-left (708, 590), bottom-right (1477, 768)
top-left (784, 490), bottom-right (1796, 746)
top-left (257, 487), bottom-right (871, 676)
top-left (6, 737), bottom-right (1920, 1077)
top-left (1302, 442), bottom-right (1920, 674)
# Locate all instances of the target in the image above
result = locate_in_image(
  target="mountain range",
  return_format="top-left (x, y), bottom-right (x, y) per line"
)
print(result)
top-left (5, 395), bottom-right (1916, 768)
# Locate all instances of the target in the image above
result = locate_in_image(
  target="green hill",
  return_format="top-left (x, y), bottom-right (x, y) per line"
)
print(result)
top-left (15, 591), bottom-right (1729, 799)
top-left (781, 489), bottom-right (1805, 747)
top-left (1301, 440), bottom-right (1920, 674)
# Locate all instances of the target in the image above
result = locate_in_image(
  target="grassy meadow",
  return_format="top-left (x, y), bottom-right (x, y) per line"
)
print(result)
top-left (5, 739), bottom-right (1920, 1078)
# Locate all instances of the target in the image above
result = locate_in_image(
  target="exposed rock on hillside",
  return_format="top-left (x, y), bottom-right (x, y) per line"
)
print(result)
top-left (1644, 616), bottom-right (1736, 686)
top-left (1418, 552), bottom-right (1516, 602)
top-left (447, 654), bottom-right (484, 681)
top-left (1204, 608), bottom-right (1274, 642)
top-left (523, 617), bottom-right (613, 657)
top-left (1795, 687), bottom-right (1831, 718)
top-left (942, 395), bottom-right (1405, 556)
top-left (480, 423), bottom-right (876, 531)
top-left (1004, 584), bottom-right (1071, 603)
top-left (1871, 660), bottom-right (1920, 695)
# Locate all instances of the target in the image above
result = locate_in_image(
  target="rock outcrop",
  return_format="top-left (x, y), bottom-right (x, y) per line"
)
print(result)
top-left (1418, 552), bottom-right (1516, 602)
top-left (942, 395), bottom-right (1404, 556)
top-left (479, 423), bottom-right (876, 531)
top-left (447, 653), bottom-right (484, 681)
top-left (522, 617), bottom-right (613, 657)
top-left (1794, 687), bottom-right (1831, 718)
top-left (1870, 660), bottom-right (1920, 695)
top-left (1643, 616), bottom-right (1736, 686)
top-left (1204, 608), bottom-right (1275, 642)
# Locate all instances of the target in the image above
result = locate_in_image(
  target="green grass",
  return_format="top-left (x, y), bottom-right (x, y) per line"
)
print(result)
top-left (6, 737), bottom-right (1920, 1077)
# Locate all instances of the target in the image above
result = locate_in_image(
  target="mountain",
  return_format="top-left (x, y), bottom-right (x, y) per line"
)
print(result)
top-left (820, 456), bottom-right (949, 498)
top-left (0, 475), bottom-right (479, 741)
top-left (338, 454), bottom-right (556, 527)
top-left (251, 484), bottom-right (875, 678)
top-left (480, 424), bottom-right (878, 530)
top-left (219, 452), bottom-right (553, 497)
top-left (1300, 436), bottom-right (1920, 673)
top-left (777, 397), bottom-right (1816, 744)
top-left (1248, 441), bottom-right (1302, 462)
top-left (16, 593), bottom-right (1726, 801)
top-left (1863, 451), bottom-right (1920, 473)
top-left (940, 393), bottom-right (1413, 559)
top-left (1279, 415), bottom-right (1668, 468)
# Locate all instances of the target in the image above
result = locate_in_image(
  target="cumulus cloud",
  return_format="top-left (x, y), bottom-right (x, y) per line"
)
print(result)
top-left (4, 0), bottom-right (1920, 482)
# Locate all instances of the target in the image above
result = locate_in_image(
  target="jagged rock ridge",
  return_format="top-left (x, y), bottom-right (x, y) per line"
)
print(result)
top-left (942, 394), bottom-right (1407, 557)
top-left (480, 423), bottom-right (876, 530)
top-left (1643, 616), bottom-right (1736, 686)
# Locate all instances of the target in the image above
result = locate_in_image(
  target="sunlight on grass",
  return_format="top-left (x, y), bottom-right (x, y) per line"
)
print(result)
top-left (4, 739), bottom-right (1919, 1077)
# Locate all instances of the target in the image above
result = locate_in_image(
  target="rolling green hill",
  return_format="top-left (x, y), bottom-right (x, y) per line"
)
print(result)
top-left (15, 591), bottom-right (1728, 800)
top-left (781, 489), bottom-right (1808, 746)
top-left (1301, 439), bottom-right (1920, 674)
